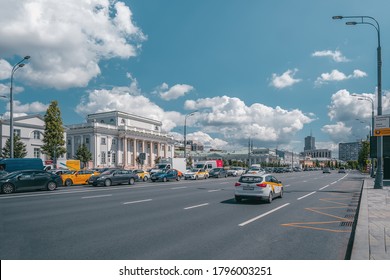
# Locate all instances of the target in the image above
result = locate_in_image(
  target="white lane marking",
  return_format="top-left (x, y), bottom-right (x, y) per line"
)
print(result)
top-left (184, 203), bottom-right (209, 210)
top-left (319, 185), bottom-right (330, 190)
top-left (297, 191), bottom-right (316, 200)
top-left (285, 184), bottom-right (290, 187)
top-left (330, 181), bottom-right (337, 185)
top-left (239, 203), bottom-right (290, 227)
top-left (123, 199), bottom-right (153, 205)
top-left (82, 194), bottom-right (112, 199)
top-left (208, 189), bottom-right (221, 193)
top-left (303, 180), bottom-right (307, 182)
top-left (170, 186), bottom-right (187, 190)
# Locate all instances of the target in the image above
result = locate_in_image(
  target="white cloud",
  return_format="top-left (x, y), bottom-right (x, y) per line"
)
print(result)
top-left (157, 83), bottom-right (194, 100)
top-left (1, 100), bottom-right (49, 119)
top-left (312, 50), bottom-right (349, 62)
top-left (322, 122), bottom-right (352, 143)
top-left (186, 131), bottom-right (228, 150)
top-left (269, 69), bottom-right (302, 89)
top-left (0, 59), bottom-right (11, 80)
top-left (75, 79), bottom-right (181, 132)
top-left (315, 69), bottom-right (367, 86)
top-left (184, 95), bottom-right (313, 145)
top-left (0, 0), bottom-right (146, 89)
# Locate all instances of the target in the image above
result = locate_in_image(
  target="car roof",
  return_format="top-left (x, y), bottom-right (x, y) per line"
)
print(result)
top-left (241, 173), bottom-right (270, 177)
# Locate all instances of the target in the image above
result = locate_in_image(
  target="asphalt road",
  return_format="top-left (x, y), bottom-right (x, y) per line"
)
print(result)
top-left (0, 170), bottom-right (364, 260)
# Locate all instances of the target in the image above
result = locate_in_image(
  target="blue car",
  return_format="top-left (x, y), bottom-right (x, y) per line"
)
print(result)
top-left (151, 169), bottom-right (181, 182)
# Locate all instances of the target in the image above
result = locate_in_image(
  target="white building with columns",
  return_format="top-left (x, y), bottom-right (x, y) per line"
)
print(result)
top-left (66, 111), bottom-right (175, 169)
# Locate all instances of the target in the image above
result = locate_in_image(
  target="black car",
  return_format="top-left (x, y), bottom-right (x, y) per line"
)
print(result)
top-left (208, 168), bottom-right (228, 178)
top-left (88, 169), bottom-right (138, 187)
top-left (0, 170), bottom-right (62, 194)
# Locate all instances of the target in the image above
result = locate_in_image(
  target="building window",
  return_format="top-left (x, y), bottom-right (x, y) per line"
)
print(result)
top-left (101, 138), bottom-right (106, 145)
top-left (13, 129), bottom-right (21, 137)
top-left (33, 131), bottom-right (40, 139)
top-left (110, 119), bottom-right (114, 123)
top-left (85, 138), bottom-right (89, 144)
top-left (101, 152), bottom-right (106, 164)
top-left (34, 148), bottom-right (40, 158)
top-left (121, 119), bottom-right (126, 124)
top-left (100, 120), bottom-right (105, 123)
top-left (112, 139), bottom-right (116, 145)
top-left (67, 139), bottom-right (71, 145)
top-left (112, 153), bottom-right (116, 164)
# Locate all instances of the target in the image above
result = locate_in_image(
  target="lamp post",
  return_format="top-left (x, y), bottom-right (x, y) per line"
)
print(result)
top-left (9, 56), bottom-right (30, 158)
top-left (332, 15), bottom-right (382, 189)
top-left (183, 111), bottom-right (197, 160)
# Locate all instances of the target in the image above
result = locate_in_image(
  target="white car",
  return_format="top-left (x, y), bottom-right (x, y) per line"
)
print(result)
top-left (246, 167), bottom-right (265, 174)
top-left (234, 174), bottom-right (283, 203)
top-left (227, 167), bottom-right (245, 177)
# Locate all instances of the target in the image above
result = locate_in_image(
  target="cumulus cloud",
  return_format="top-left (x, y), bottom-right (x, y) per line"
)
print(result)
top-left (322, 122), bottom-right (352, 143)
top-left (269, 69), bottom-right (302, 89)
top-left (186, 131), bottom-right (228, 150)
top-left (157, 83), bottom-right (194, 100)
top-left (185, 95), bottom-right (313, 146)
top-left (312, 50), bottom-right (349, 62)
top-left (75, 79), bottom-right (181, 132)
top-left (315, 69), bottom-right (367, 86)
top-left (0, 0), bottom-right (146, 89)
top-left (1, 100), bottom-right (49, 119)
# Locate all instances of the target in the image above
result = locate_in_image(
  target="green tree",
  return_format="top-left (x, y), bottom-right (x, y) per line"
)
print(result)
top-left (358, 141), bottom-right (370, 171)
top-left (41, 101), bottom-right (66, 161)
top-left (75, 144), bottom-right (92, 169)
top-left (2, 135), bottom-right (27, 158)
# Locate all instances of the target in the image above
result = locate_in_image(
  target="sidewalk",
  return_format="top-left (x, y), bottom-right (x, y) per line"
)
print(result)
top-left (351, 177), bottom-right (390, 260)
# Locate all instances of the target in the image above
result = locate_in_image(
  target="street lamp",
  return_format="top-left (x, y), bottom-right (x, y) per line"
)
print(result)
top-left (9, 55), bottom-right (30, 158)
top-left (183, 111), bottom-right (197, 160)
top-left (333, 15), bottom-right (383, 189)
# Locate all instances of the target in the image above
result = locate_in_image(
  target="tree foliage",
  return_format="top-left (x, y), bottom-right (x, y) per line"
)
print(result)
top-left (2, 135), bottom-right (27, 158)
top-left (41, 101), bottom-right (66, 161)
top-left (358, 140), bottom-right (370, 171)
top-left (75, 144), bottom-right (92, 168)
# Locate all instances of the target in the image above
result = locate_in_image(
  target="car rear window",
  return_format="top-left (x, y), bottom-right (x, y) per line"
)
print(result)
top-left (239, 176), bottom-right (263, 183)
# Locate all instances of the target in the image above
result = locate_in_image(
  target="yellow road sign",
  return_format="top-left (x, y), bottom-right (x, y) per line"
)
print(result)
top-left (374, 128), bottom-right (390, 136)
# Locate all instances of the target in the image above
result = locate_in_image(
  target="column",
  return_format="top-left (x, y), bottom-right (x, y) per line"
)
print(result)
top-left (133, 138), bottom-right (137, 167)
top-left (150, 141), bottom-right (154, 166)
top-left (123, 137), bottom-right (127, 167)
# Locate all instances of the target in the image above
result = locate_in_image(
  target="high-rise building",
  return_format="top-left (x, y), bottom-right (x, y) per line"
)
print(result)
top-left (339, 142), bottom-right (362, 161)
top-left (304, 135), bottom-right (316, 151)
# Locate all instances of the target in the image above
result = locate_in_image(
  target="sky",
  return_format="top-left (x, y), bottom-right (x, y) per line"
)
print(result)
top-left (0, 0), bottom-right (390, 156)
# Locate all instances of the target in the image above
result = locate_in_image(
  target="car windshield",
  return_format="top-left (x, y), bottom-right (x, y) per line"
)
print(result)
top-left (239, 176), bottom-right (263, 183)
top-left (191, 168), bottom-right (200, 172)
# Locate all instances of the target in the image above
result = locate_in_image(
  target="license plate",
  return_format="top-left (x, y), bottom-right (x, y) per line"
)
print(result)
top-left (243, 186), bottom-right (254, 190)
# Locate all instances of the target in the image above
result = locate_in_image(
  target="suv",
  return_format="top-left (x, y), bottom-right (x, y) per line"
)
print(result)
top-left (338, 167), bottom-right (346, 173)
top-left (151, 169), bottom-right (181, 182)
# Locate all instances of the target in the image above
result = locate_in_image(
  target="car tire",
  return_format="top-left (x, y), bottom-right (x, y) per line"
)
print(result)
top-left (2, 183), bottom-right (14, 194)
top-left (151, 179), bottom-right (156, 182)
top-left (235, 196), bottom-right (242, 203)
top-left (279, 188), bottom-right (283, 198)
top-left (176, 176), bottom-right (181, 181)
top-left (129, 178), bottom-right (135, 185)
top-left (143, 176), bottom-right (148, 182)
top-left (195, 175), bottom-right (198, 180)
top-left (163, 177), bottom-right (167, 182)
top-left (47, 181), bottom-right (57, 191)
top-left (104, 179), bottom-right (112, 187)
top-left (65, 179), bottom-right (72, 186)
top-left (267, 192), bottom-right (273, 204)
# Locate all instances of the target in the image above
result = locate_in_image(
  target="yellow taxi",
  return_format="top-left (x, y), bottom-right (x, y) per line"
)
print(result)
top-left (184, 168), bottom-right (209, 180)
top-left (133, 169), bottom-right (150, 181)
top-left (234, 173), bottom-right (283, 203)
top-left (61, 170), bottom-right (100, 186)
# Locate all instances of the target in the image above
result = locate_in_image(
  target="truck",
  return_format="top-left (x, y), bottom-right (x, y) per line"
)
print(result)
top-left (194, 160), bottom-right (223, 172)
top-left (150, 158), bottom-right (186, 175)
top-left (0, 158), bottom-right (44, 172)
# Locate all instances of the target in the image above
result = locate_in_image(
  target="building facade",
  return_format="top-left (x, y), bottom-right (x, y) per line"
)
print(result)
top-left (0, 115), bottom-right (47, 160)
top-left (66, 111), bottom-right (175, 169)
top-left (339, 142), bottom-right (362, 161)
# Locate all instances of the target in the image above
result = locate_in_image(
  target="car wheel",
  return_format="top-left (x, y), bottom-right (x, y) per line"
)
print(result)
top-left (2, 183), bottom-right (14, 194)
top-left (129, 178), bottom-right (135, 185)
top-left (176, 176), bottom-right (181, 181)
top-left (235, 196), bottom-right (242, 203)
top-left (279, 187), bottom-right (283, 198)
top-left (143, 176), bottom-right (148, 182)
top-left (104, 179), bottom-right (112, 187)
top-left (267, 192), bottom-right (273, 203)
top-left (47, 181), bottom-right (57, 191)
top-left (151, 179), bottom-right (156, 182)
top-left (65, 179), bottom-right (72, 187)
top-left (195, 175), bottom-right (198, 180)
top-left (163, 177), bottom-right (167, 182)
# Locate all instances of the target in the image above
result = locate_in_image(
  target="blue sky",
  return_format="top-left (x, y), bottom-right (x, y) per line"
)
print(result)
top-left (0, 0), bottom-right (389, 155)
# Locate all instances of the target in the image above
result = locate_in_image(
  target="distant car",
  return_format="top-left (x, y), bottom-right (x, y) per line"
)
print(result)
top-left (132, 169), bottom-right (150, 181)
top-left (208, 167), bottom-right (228, 178)
top-left (227, 167), bottom-right (245, 177)
top-left (0, 170), bottom-right (62, 194)
top-left (61, 170), bottom-right (100, 186)
top-left (151, 169), bottom-right (181, 182)
top-left (338, 167), bottom-right (346, 173)
top-left (246, 167), bottom-right (265, 174)
top-left (234, 173), bottom-right (283, 203)
top-left (323, 167), bottom-right (331, 174)
top-left (184, 168), bottom-right (208, 180)
top-left (88, 169), bottom-right (138, 187)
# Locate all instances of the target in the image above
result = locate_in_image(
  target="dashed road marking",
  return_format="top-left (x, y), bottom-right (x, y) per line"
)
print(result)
top-left (297, 191), bottom-right (316, 200)
top-left (123, 199), bottom-right (153, 205)
top-left (239, 203), bottom-right (290, 226)
top-left (184, 203), bottom-right (209, 210)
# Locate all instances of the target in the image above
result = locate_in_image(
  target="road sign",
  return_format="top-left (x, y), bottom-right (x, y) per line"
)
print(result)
top-left (374, 128), bottom-right (390, 136)
top-left (375, 114), bottom-right (390, 129)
